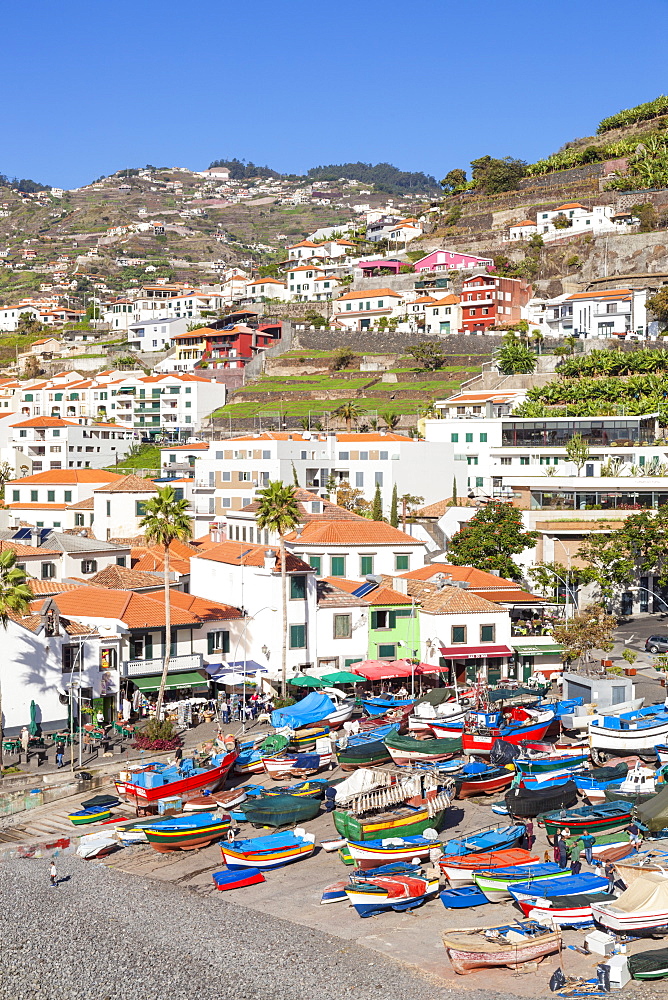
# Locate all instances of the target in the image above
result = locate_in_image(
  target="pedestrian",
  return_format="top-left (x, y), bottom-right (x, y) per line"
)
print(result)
top-left (581, 829), bottom-right (596, 866)
top-left (524, 820), bottom-right (534, 851)
top-left (593, 859), bottom-right (605, 881)
top-left (55, 743), bottom-right (64, 769)
top-left (558, 835), bottom-right (568, 870)
top-left (221, 698), bottom-right (230, 726)
top-left (96, 710), bottom-right (105, 728)
top-left (49, 860), bottom-right (58, 888)
top-left (324, 786), bottom-right (337, 813)
top-left (568, 837), bottom-right (581, 872)
top-left (20, 726), bottom-right (30, 758)
top-left (604, 861), bottom-right (616, 894)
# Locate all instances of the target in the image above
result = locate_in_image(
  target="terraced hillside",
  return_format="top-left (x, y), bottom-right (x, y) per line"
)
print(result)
top-left (210, 349), bottom-right (487, 431)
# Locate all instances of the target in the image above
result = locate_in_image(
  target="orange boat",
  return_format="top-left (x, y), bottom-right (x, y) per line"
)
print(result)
top-left (439, 847), bottom-right (539, 887)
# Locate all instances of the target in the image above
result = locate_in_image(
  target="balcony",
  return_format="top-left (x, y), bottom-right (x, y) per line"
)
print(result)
top-left (122, 653), bottom-right (203, 677)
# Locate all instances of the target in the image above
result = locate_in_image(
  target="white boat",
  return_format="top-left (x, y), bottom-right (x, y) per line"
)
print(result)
top-left (591, 871), bottom-right (668, 932)
top-left (321, 688), bottom-right (355, 728)
top-left (589, 706), bottom-right (668, 755)
top-left (408, 701), bottom-right (468, 734)
top-left (561, 698), bottom-right (644, 730)
top-left (76, 832), bottom-right (118, 859)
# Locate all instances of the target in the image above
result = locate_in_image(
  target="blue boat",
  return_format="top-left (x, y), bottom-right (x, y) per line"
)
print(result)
top-left (361, 697), bottom-right (413, 718)
top-left (212, 868), bottom-right (266, 890)
top-left (341, 723), bottom-right (400, 746)
top-left (440, 885), bottom-right (489, 909)
top-left (521, 772), bottom-right (578, 789)
top-left (537, 698), bottom-right (584, 720)
top-left (441, 823), bottom-right (524, 857)
top-left (509, 872), bottom-right (609, 902)
top-left (220, 829), bottom-right (316, 870)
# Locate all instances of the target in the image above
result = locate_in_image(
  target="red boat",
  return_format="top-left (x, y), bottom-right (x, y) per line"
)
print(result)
top-left (456, 767), bottom-right (514, 799)
top-left (115, 750), bottom-right (238, 806)
top-left (459, 711), bottom-right (555, 756)
top-left (212, 868), bottom-right (266, 890)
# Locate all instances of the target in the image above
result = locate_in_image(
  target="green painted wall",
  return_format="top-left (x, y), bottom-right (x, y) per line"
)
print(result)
top-left (368, 605), bottom-right (419, 661)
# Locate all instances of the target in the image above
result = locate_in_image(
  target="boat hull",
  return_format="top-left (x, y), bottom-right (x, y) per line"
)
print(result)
top-left (440, 849), bottom-right (539, 887)
top-left (589, 718), bottom-right (668, 754)
top-left (457, 771), bottom-right (514, 799)
top-left (442, 928), bottom-right (561, 975)
top-left (145, 817), bottom-right (231, 852)
top-left (69, 809), bottom-right (111, 826)
top-left (116, 750), bottom-right (237, 804)
top-left (540, 804), bottom-right (632, 837)
top-left (220, 840), bottom-right (315, 870)
top-left (591, 902), bottom-right (668, 932)
top-left (333, 806), bottom-right (445, 841)
top-left (212, 868), bottom-right (265, 890)
top-left (346, 836), bottom-right (438, 868)
top-left (440, 886), bottom-right (489, 908)
top-left (345, 875), bottom-right (439, 917)
top-left (462, 720), bottom-right (552, 756)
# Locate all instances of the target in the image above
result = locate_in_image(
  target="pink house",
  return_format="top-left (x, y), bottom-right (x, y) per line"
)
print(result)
top-left (414, 249), bottom-right (494, 272)
top-left (357, 258), bottom-right (404, 277)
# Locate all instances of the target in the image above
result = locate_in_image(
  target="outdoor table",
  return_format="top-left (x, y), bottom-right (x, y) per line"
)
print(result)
top-left (2, 739), bottom-right (21, 755)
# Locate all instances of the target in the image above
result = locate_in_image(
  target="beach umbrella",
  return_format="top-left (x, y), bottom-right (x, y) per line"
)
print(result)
top-left (320, 671), bottom-right (364, 685)
top-left (289, 675), bottom-right (326, 688)
top-left (29, 700), bottom-right (39, 736)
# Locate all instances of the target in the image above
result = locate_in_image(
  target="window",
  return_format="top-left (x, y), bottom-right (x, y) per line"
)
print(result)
top-left (262, 450), bottom-right (271, 460)
top-left (371, 609), bottom-right (391, 629)
top-left (75, 513), bottom-right (84, 526)
top-left (222, 471), bottom-right (231, 481)
top-left (116, 556), bottom-right (126, 567)
top-left (239, 471), bottom-right (251, 482)
top-left (480, 624), bottom-right (496, 642)
top-left (62, 645), bottom-right (81, 673)
top-left (309, 555), bottom-right (322, 575)
top-left (330, 556), bottom-right (346, 577)
top-left (30, 490), bottom-right (38, 502)
top-left (333, 614), bottom-right (352, 639)
top-left (520, 456), bottom-right (530, 466)
top-left (395, 554), bottom-right (409, 571)
top-left (207, 630), bottom-right (230, 655)
top-left (480, 433), bottom-right (487, 442)
top-left (81, 560), bottom-right (97, 574)
top-left (64, 491), bottom-right (71, 503)
top-left (12, 490), bottom-right (18, 502)
top-left (339, 451), bottom-right (349, 461)
top-left (378, 643), bottom-right (396, 659)
top-left (360, 451), bottom-right (369, 461)
top-left (41, 562), bottom-right (56, 580)
top-left (135, 500), bottom-right (147, 516)
top-left (290, 575), bottom-right (306, 600)
top-left (476, 477), bottom-right (484, 488)
top-left (130, 634), bottom-right (153, 660)
top-left (451, 625), bottom-right (467, 644)
top-left (374, 471), bottom-right (383, 486)
top-left (465, 433), bottom-right (473, 443)
top-left (450, 433), bottom-right (459, 443)
top-left (355, 471), bottom-right (364, 487)
top-left (360, 555), bottom-right (374, 576)
top-left (500, 457), bottom-right (511, 466)
top-left (289, 624), bottom-right (307, 649)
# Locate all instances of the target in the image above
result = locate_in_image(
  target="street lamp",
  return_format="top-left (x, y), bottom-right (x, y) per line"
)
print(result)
top-left (541, 566), bottom-right (578, 619)
top-left (626, 586), bottom-right (668, 615)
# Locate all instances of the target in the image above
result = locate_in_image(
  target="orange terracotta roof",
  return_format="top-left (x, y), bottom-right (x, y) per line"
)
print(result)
top-left (6, 503), bottom-right (70, 510)
top-left (557, 203), bottom-right (587, 210)
top-left (510, 220), bottom-right (536, 227)
top-left (322, 577), bottom-right (412, 606)
top-left (94, 475), bottom-right (158, 494)
top-left (566, 289), bottom-right (631, 301)
top-left (38, 587), bottom-right (200, 628)
top-left (161, 442), bottom-right (208, 451)
top-left (88, 565), bottom-right (164, 590)
top-left (240, 488), bottom-right (364, 522)
top-left (27, 580), bottom-right (83, 596)
top-left (411, 295), bottom-right (437, 304)
top-left (0, 539), bottom-right (59, 556)
top-left (430, 295), bottom-right (460, 305)
top-left (399, 563), bottom-right (519, 589)
top-left (148, 590), bottom-right (242, 620)
top-left (286, 520), bottom-right (424, 546)
top-left (405, 579), bottom-right (506, 615)
top-left (7, 470), bottom-right (123, 486)
top-left (66, 497), bottom-right (94, 510)
top-left (194, 541), bottom-right (311, 572)
top-left (10, 417), bottom-right (78, 428)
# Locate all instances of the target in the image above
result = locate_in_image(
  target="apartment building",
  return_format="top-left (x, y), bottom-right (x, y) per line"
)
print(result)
top-left (331, 288), bottom-right (405, 330)
top-left (4, 469), bottom-right (125, 530)
top-left (460, 273), bottom-right (532, 334)
top-left (537, 288), bottom-right (650, 340)
top-left (190, 432), bottom-right (453, 531)
top-left (9, 416), bottom-right (135, 475)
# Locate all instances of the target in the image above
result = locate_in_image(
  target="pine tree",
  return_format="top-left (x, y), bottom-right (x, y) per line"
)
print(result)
top-left (292, 463), bottom-right (299, 487)
top-left (372, 483), bottom-right (383, 521)
top-left (390, 484), bottom-right (398, 527)
top-left (451, 476), bottom-right (458, 506)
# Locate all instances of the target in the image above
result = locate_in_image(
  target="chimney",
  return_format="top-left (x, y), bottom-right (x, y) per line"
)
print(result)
top-left (264, 549), bottom-right (278, 571)
top-left (31, 527), bottom-right (41, 548)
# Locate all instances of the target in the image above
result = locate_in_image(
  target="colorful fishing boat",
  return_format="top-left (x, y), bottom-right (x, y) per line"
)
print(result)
top-left (613, 847), bottom-right (668, 888)
top-left (241, 794), bottom-right (320, 828)
top-left (509, 872), bottom-right (610, 906)
top-left (346, 834), bottom-right (441, 869)
top-left (574, 763), bottom-right (629, 804)
top-left (115, 749), bottom-right (238, 805)
top-left (345, 869), bottom-right (440, 917)
top-left (321, 862), bottom-right (421, 904)
top-left (262, 744), bottom-right (332, 779)
top-left (514, 749), bottom-right (589, 776)
top-left (183, 788), bottom-right (247, 812)
top-left (603, 762), bottom-right (660, 804)
top-left (332, 766), bottom-right (453, 841)
top-left (220, 828), bottom-right (316, 870)
top-left (361, 696), bottom-right (413, 718)
top-left (518, 891), bottom-right (617, 926)
top-left (69, 807), bottom-right (112, 826)
top-left (442, 921), bottom-right (561, 975)
top-left (333, 802), bottom-right (448, 841)
top-left (455, 763), bottom-right (514, 799)
top-left (383, 731), bottom-right (463, 765)
top-left (211, 868), bottom-right (265, 890)
top-left (589, 705), bottom-right (668, 758)
top-left (505, 778), bottom-right (578, 818)
top-left (144, 811), bottom-right (231, 852)
top-left (440, 885), bottom-right (489, 908)
top-left (439, 848), bottom-right (539, 887)
top-left (441, 709), bottom-right (556, 756)
top-left (440, 823), bottom-right (525, 858)
top-left (539, 801), bottom-right (632, 837)
top-left (473, 863), bottom-right (571, 902)
top-left (115, 815), bottom-right (176, 845)
top-left (262, 778), bottom-right (329, 799)
top-left (629, 947), bottom-right (668, 980)
top-left (337, 724), bottom-right (399, 769)
top-left (591, 871), bottom-right (668, 932)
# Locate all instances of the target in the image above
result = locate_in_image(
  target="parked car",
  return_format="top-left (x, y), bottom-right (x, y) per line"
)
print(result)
top-left (645, 635), bottom-right (668, 653)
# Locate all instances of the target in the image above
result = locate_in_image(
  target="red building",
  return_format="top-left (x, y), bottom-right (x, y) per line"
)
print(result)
top-left (171, 324), bottom-right (280, 370)
top-left (460, 274), bottom-right (532, 334)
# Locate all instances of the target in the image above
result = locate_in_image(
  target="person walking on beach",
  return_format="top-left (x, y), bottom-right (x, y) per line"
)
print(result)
top-left (49, 861), bottom-right (58, 887)
top-left (581, 830), bottom-right (596, 866)
top-left (524, 820), bottom-right (534, 851)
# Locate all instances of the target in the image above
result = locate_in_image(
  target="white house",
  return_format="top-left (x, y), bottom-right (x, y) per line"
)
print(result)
top-left (537, 287), bottom-right (650, 340)
top-left (8, 416), bottom-right (135, 475)
top-left (244, 277), bottom-right (290, 303)
top-left (4, 469), bottom-right (126, 530)
top-left (315, 578), bottom-right (369, 672)
top-left (332, 288), bottom-right (405, 330)
top-left (91, 475), bottom-right (159, 541)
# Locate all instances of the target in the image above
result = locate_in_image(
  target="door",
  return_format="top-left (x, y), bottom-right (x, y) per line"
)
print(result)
top-left (439, 321), bottom-right (451, 334)
top-left (621, 591), bottom-right (633, 617)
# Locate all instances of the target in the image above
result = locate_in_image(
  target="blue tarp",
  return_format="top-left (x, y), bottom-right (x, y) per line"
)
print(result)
top-left (271, 691), bottom-right (335, 730)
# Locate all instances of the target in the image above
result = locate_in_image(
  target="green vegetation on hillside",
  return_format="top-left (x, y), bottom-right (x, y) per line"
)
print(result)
top-left (598, 96), bottom-right (668, 134)
top-left (306, 162), bottom-right (438, 195)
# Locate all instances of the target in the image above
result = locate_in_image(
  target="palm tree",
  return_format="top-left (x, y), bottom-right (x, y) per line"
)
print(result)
top-left (380, 410), bottom-right (400, 431)
top-left (0, 549), bottom-right (32, 773)
top-left (334, 400), bottom-right (365, 432)
top-left (419, 400), bottom-right (439, 420)
top-left (139, 486), bottom-right (193, 721)
top-left (255, 481), bottom-right (301, 698)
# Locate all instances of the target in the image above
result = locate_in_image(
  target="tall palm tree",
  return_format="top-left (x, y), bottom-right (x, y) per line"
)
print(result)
top-left (255, 481), bottom-right (301, 698)
top-left (0, 549), bottom-right (33, 773)
top-left (334, 400), bottom-right (365, 432)
top-left (139, 486), bottom-right (193, 721)
top-left (380, 410), bottom-right (400, 431)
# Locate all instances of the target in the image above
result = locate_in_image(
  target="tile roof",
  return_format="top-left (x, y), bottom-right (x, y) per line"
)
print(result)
top-left (27, 580), bottom-right (84, 596)
top-left (7, 470), bottom-right (123, 486)
top-left (404, 579), bottom-right (507, 615)
top-left (335, 433), bottom-right (412, 442)
top-left (240, 488), bottom-right (364, 522)
top-left (557, 203), bottom-right (587, 210)
top-left (336, 288), bottom-right (403, 301)
top-left (148, 590), bottom-right (242, 621)
top-left (194, 540), bottom-right (312, 572)
top-left (316, 579), bottom-right (367, 608)
top-left (0, 539), bottom-right (60, 556)
top-left (510, 220), bottom-right (536, 227)
top-left (566, 289), bottom-right (632, 302)
top-left (88, 565), bottom-right (164, 590)
top-left (94, 474), bottom-right (158, 493)
top-left (322, 577), bottom-right (412, 606)
top-left (66, 497), bottom-right (94, 510)
top-left (413, 497), bottom-right (476, 516)
top-left (161, 442), bottom-right (208, 451)
top-left (10, 417), bottom-right (78, 428)
top-left (39, 587), bottom-right (200, 628)
top-left (285, 520), bottom-right (424, 546)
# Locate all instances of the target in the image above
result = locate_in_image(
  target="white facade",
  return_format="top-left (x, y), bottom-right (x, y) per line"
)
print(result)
top-left (9, 417), bottom-right (135, 475)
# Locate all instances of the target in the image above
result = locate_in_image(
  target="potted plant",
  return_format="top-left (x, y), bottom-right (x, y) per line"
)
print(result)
top-left (622, 648), bottom-right (638, 676)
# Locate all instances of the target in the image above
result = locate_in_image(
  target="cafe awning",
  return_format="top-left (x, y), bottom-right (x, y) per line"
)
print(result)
top-left (438, 645), bottom-right (513, 659)
top-left (132, 671), bottom-right (209, 692)
top-left (512, 643), bottom-right (564, 656)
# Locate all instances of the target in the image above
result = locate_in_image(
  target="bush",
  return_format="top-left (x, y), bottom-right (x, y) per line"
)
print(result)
top-left (132, 718), bottom-right (183, 751)
top-left (272, 696), bottom-right (295, 709)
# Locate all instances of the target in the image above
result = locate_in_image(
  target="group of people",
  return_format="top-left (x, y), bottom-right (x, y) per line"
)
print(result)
top-left (545, 824), bottom-right (641, 893)
top-left (218, 692), bottom-right (274, 726)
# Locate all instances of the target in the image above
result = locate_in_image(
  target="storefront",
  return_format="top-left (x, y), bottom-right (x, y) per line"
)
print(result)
top-left (511, 639), bottom-right (564, 681)
top-left (437, 644), bottom-right (514, 686)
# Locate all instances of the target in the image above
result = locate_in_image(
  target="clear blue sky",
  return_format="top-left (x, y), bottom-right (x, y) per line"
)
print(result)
top-left (6, 0), bottom-right (668, 189)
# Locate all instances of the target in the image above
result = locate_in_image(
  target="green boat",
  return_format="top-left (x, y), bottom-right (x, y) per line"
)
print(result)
top-left (384, 731), bottom-right (463, 764)
top-left (629, 948), bottom-right (668, 981)
top-left (69, 807), bottom-right (111, 826)
top-left (333, 803), bottom-right (446, 841)
top-left (242, 794), bottom-right (320, 828)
